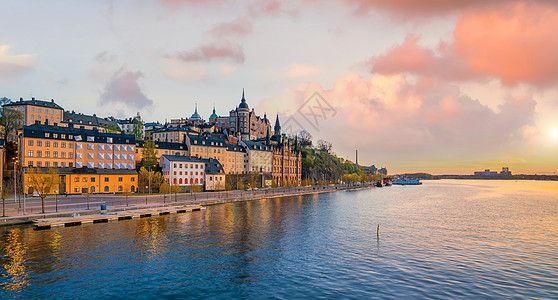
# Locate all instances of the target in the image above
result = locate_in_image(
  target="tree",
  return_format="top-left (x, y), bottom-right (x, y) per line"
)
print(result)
top-left (1, 179), bottom-right (13, 217)
top-left (26, 167), bottom-right (59, 214)
top-left (160, 181), bottom-right (170, 201)
top-left (138, 167), bottom-right (164, 193)
top-left (141, 141), bottom-right (158, 170)
top-left (171, 184), bottom-right (181, 202)
top-left (297, 130), bottom-right (312, 148)
top-left (317, 140), bottom-right (332, 153)
top-left (0, 106), bottom-right (23, 142)
top-left (132, 118), bottom-right (143, 141)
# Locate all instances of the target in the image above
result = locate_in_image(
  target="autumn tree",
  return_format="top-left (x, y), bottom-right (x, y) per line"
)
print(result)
top-left (171, 184), bottom-right (181, 202)
top-left (138, 167), bottom-right (164, 193)
top-left (26, 167), bottom-right (59, 214)
top-left (141, 141), bottom-right (158, 170)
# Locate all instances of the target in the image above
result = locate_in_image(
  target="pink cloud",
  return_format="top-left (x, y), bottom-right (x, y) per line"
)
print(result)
top-left (248, 0), bottom-right (297, 17)
top-left (454, 2), bottom-right (558, 86)
top-left (343, 0), bottom-right (552, 17)
top-left (370, 35), bottom-right (471, 81)
top-left (171, 42), bottom-right (245, 63)
top-left (101, 67), bottom-right (153, 109)
top-left (207, 19), bottom-right (253, 38)
top-left (257, 73), bottom-right (536, 166)
top-left (370, 2), bottom-right (558, 87)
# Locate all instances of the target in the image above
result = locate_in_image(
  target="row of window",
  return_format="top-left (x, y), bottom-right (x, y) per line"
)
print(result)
top-left (25, 107), bottom-right (61, 114)
top-left (173, 171), bottom-right (203, 176)
top-left (173, 178), bottom-right (202, 185)
top-left (28, 140), bottom-right (74, 148)
top-left (73, 176), bottom-right (132, 183)
top-left (31, 150), bottom-right (74, 158)
top-left (77, 144), bottom-right (133, 151)
top-left (26, 160), bottom-right (135, 169)
top-left (30, 114), bottom-right (60, 121)
top-left (173, 163), bottom-right (202, 169)
top-left (73, 185), bottom-right (134, 193)
top-left (75, 152), bottom-right (134, 160)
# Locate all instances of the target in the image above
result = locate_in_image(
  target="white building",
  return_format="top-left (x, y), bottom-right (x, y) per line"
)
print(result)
top-left (160, 155), bottom-right (205, 187)
top-left (240, 140), bottom-right (272, 173)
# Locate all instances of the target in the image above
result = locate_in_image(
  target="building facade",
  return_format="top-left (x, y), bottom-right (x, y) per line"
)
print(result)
top-left (209, 90), bottom-right (271, 140)
top-left (160, 155), bottom-right (205, 187)
top-left (240, 140), bottom-right (272, 173)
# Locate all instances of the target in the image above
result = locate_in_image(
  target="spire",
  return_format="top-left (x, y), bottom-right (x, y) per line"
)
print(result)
top-left (239, 89), bottom-right (249, 110)
top-left (274, 114), bottom-right (281, 136)
top-left (242, 88), bottom-right (245, 101)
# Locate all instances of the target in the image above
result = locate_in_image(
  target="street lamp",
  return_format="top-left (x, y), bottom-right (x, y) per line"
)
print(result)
top-left (13, 158), bottom-right (17, 204)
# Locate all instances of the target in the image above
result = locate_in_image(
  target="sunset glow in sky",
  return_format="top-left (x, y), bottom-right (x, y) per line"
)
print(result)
top-left (1, 0), bottom-right (557, 175)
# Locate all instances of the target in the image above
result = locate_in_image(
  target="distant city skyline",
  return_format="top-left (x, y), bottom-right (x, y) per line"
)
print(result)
top-left (1, 1), bottom-right (557, 175)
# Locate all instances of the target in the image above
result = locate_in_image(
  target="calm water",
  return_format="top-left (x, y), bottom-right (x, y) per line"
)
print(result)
top-left (1, 180), bottom-right (557, 299)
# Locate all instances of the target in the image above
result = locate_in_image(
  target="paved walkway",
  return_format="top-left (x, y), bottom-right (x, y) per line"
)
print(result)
top-left (0, 184), bottom-right (370, 225)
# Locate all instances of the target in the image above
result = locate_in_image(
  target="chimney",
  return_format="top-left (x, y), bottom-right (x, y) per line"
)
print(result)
top-left (32, 97), bottom-right (35, 100)
top-left (51, 99), bottom-right (54, 103)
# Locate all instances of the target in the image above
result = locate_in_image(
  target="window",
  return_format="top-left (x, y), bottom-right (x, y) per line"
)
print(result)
top-left (61, 142), bottom-right (66, 148)
top-left (69, 143), bottom-right (74, 149)
top-left (82, 177), bottom-right (87, 182)
top-left (88, 144), bottom-right (94, 150)
top-left (37, 140), bottom-right (42, 146)
top-left (104, 177), bottom-right (109, 182)
top-left (61, 152), bottom-right (66, 158)
top-left (61, 162), bottom-right (65, 167)
top-left (45, 141), bottom-right (50, 147)
top-left (118, 177), bottom-right (123, 182)
top-left (28, 161), bottom-right (33, 167)
top-left (53, 142), bottom-right (58, 147)
top-left (37, 151), bottom-right (42, 157)
top-left (104, 186), bottom-right (109, 192)
top-left (28, 150), bottom-right (33, 157)
top-left (53, 162), bottom-right (58, 167)
top-left (28, 140), bottom-right (33, 146)
top-left (131, 177), bottom-right (135, 182)
top-left (38, 107), bottom-right (41, 113)
top-left (118, 186), bottom-right (123, 192)
top-left (74, 187), bottom-right (80, 193)
top-left (45, 162), bottom-right (50, 167)
top-left (88, 153), bottom-right (94, 159)
top-left (37, 161), bottom-right (41, 167)
top-left (69, 152), bottom-right (74, 159)
top-left (91, 177), bottom-right (95, 182)
top-left (53, 151), bottom-right (58, 158)
top-left (88, 162), bottom-right (94, 168)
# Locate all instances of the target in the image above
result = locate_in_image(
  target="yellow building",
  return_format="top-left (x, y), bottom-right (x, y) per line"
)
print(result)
top-left (225, 144), bottom-right (248, 174)
top-left (188, 134), bottom-right (227, 170)
top-left (25, 168), bottom-right (137, 195)
top-left (4, 98), bottom-right (64, 127)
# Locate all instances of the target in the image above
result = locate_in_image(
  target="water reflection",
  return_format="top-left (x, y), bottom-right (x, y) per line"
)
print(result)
top-left (1, 228), bottom-right (28, 292)
top-left (0, 180), bottom-right (556, 299)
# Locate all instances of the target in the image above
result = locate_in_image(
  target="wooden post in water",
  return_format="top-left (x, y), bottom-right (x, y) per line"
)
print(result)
top-left (377, 224), bottom-right (379, 237)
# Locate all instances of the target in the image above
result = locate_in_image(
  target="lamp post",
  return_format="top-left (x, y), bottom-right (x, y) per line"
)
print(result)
top-left (23, 167), bottom-right (26, 215)
top-left (145, 186), bottom-right (148, 204)
top-left (13, 158), bottom-right (17, 203)
top-left (55, 190), bottom-right (58, 212)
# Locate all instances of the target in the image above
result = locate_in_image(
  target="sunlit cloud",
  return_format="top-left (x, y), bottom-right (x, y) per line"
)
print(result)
top-left (0, 45), bottom-right (35, 80)
top-left (169, 42), bottom-right (245, 63)
top-left (285, 64), bottom-right (320, 79)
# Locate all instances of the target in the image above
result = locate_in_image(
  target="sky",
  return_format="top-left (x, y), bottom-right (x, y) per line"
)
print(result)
top-left (1, 0), bottom-right (557, 175)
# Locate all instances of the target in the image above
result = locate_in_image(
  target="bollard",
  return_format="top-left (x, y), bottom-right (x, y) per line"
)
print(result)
top-left (377, 224), bottom-right (380, 237)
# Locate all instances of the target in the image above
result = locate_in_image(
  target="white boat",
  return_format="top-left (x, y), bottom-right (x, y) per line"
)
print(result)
top-left (392, 178), bottom-right (422, 185)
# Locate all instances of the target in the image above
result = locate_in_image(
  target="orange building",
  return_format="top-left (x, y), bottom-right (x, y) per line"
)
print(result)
top-left (20, 124), bottom-right (137, 194)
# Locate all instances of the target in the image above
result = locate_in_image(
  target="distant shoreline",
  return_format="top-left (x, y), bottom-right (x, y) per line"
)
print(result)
top-left (398, 173), bottom-right (558, 181)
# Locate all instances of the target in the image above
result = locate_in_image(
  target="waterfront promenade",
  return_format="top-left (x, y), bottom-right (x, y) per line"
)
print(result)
top-left (0, 183), bottom-right (372, 226)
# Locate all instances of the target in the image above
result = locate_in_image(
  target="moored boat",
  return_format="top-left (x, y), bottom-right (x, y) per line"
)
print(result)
top-left (392, 178), bottom-right (422, 185)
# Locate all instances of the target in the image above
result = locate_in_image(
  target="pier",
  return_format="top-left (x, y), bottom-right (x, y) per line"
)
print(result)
top-left (33, 205), bottom-right (204, 230)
